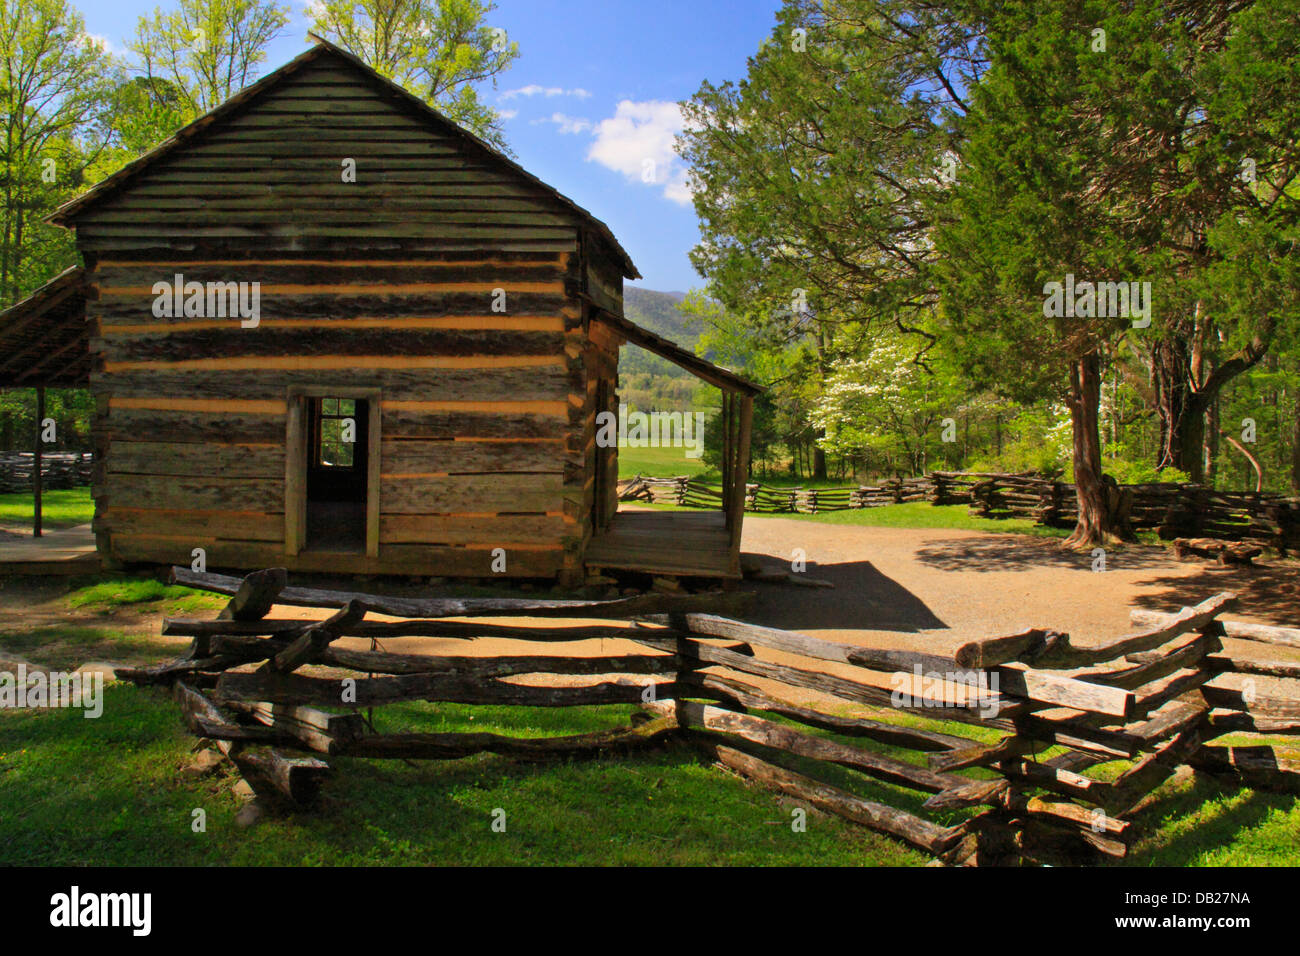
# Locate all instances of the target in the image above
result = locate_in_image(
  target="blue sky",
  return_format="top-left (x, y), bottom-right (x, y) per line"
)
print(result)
top-left (81, 0), bottom-right (786, 292)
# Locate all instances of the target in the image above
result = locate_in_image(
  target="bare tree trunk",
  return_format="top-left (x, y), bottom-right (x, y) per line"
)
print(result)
top-left (1204, 394), bottom-right (1220, 486)
top-left (813, 327), bottom-right (829, 481)
top-left (1221, 430), bottom-right (1263, 491)
top-left (1153, 337), bottom-right (1203, 480)
top-left (1292, 399), bottom-right (1300, 493)
top-left (1065, 352), bottom-right (1132, 549)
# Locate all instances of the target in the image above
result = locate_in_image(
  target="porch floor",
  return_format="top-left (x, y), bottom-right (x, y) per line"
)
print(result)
top-left (584, 508), bottom-right (739, 578)
top-left (0, 523), bottom-right (99, 575)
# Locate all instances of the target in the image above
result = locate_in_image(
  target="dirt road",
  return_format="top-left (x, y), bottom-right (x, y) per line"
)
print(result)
top-left (734, 516), bottom-right (1300, 658)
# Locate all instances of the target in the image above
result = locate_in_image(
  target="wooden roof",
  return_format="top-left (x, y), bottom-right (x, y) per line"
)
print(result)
top-left (592, 308), bottom-right (761, 395)
top-left (49, 36), bottom-right (639, 280)
top-left (0, 267), bottom-right (90, 388)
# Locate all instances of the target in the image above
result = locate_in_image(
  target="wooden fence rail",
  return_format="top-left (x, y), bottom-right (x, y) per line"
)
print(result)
top-left (0, 451), bottom-right (93, 494)
top-left (620, 472), bottom-right (1300, 553)
top-left (116, 567), bottom-right (1300, 866)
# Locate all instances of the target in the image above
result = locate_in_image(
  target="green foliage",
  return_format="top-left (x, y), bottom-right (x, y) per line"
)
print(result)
top-left (673, 0), bottom-right (1300, 495)
top-left (106, 75), bottom-right (190, 158)
top-left (128, 0), bottom-right (290, 118)
top-left (812, 333), bottom-right (968, 476)
top-left (308, 0), bottom-right (519, 152)
top-left (0, 388), bottom-right (92, 452)
top-left (0, 0), bottom-right (117, 303)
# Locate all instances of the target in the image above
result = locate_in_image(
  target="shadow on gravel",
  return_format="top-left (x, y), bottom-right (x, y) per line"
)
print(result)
top-left (738, 551), bottom-right (947, 633)
top-left (1132, 561), bottom-right (1300, 625)
top-left (910, 534), bottom-right (1174, 573)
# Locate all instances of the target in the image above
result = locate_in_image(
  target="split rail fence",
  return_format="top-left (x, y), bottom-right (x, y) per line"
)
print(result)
top-left (0, 451), bottom-right (93, 494)
top-left (119, 567), bottom-right (1300, 865)
top-left (620, 472), bottom-right (1300, 553)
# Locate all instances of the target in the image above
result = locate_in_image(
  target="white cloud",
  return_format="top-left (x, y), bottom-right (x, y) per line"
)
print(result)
top-left (532, 112), bottom-right (592, 135)
top-left (586, 100), bottom-right (693, 205)
top-left (498, 108), bottom-right (519, 121)
top-left (86, 33), bottom-right (125, 56)
top-left (502, 84), bottom-right (591, 100)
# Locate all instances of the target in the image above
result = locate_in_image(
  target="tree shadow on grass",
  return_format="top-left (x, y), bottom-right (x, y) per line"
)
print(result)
top-left (738, 550), bottom-right (947, 633)
top-left (1122, 771), bottom-right (1299, 866)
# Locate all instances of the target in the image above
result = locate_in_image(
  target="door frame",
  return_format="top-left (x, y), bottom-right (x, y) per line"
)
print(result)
top-left (284, 385), bottom-right (382, 558)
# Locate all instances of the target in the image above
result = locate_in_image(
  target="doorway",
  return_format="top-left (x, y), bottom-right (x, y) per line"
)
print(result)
top-left (304, 396), bottom-right (368, 552)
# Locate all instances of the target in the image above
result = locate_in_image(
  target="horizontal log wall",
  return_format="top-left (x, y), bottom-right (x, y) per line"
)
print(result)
top-left (88, 252), bottom-right (589, 576)
top-left (73, 55), bottom-right (641, 576)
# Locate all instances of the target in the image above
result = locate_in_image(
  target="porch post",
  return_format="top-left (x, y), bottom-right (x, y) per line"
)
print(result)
top-left (33, 385), bottom-right (44, 537)
top-left (728, 394), bottom-right (753, 548)
top-left (720, 391), bottom-right (732, 523)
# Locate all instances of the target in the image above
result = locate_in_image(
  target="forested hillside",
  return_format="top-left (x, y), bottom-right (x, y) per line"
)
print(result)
top-left (617, 287), bottom-right (709, 414)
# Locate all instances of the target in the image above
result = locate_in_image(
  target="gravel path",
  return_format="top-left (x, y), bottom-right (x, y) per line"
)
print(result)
top-left (4, 519), bottom-right (1296, 681)
top-left (733, 516), bottom-right (1300, 659)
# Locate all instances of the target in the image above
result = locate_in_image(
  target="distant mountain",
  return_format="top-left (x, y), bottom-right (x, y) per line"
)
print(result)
top-left (622, 287), bottom-right (701, 377)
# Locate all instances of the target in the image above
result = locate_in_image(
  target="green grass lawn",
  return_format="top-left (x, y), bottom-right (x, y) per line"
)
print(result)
top-left (0, 686), bottom-right (926, 866)
top-left (0, 487), bottom-right (94, 529)
top-left (2, 681), bottom-right (1296, 866)
top-left (637, 497), bottom-right (1181, 546)
top-left (618, 444), bottom-right (716, 480)
top-left (797, 501), bottom-right (1067, 536)
top-left (637, 497), bottom-right (1071, 538)
top-left (63, 575), bottom-right (228, 617)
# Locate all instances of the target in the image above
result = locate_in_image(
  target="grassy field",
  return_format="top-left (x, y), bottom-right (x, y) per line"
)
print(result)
top-left (0, 488), bottom-right (94, 528)
top-left (63, 575), bottom-right (229, 616)
top-left (0, 686), bottom-right (929, 866)
top-left (2, 675), bottom-right (1296, 866)
top-left (618, 444), bottom-right (716, 479)
top-left (0, 574), bottom-right (1296, 865)
top-left (634, 496), bottom-right (1071, 538)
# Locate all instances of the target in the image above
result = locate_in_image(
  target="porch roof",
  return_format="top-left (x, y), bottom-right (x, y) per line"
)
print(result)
top-left (591, 308), bottom-right (761, 396)
top-left (0, 267), bottom-right (91, 388)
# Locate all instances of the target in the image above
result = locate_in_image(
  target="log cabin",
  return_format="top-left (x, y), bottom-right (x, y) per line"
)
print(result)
top-left (0, 36), bottom-right (758, 584)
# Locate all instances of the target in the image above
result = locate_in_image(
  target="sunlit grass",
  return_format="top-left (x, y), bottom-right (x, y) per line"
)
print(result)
top-left (0, 487), bottom-right (93, 528)
top-left (618, 444), bottom-right (716, 479)
top-left (64, 575), bottom-right (227, 616)
top-left (0, 685), bottom-right (925, 867)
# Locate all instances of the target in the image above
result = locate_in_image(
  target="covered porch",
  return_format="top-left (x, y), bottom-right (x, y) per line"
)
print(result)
top-left (0, 266), bottom-right (96, 572)
top-left (585, 508), bottom-right (734, 578)
top-left (0, 524), bottom-right (98, 575)
top-left (583, 308), bottom-right (759, 580)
